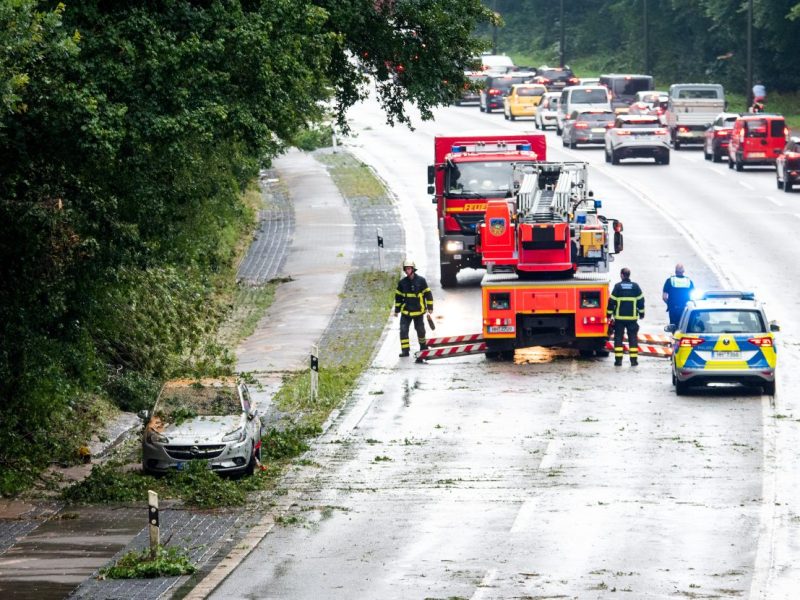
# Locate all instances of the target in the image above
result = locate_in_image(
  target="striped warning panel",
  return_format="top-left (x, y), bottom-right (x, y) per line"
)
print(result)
top-left (416, 342), bottom-right (488, 361)
top-left (605, 341), bottom-right (672, 358)
top-left (426, 333), bottom-right (483, 347)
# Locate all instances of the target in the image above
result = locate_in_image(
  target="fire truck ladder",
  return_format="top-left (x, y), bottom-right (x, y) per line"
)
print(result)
top-left (415, 334), bottom-right (487, 361)
top-left (516, 162), bottom-right (589, 223)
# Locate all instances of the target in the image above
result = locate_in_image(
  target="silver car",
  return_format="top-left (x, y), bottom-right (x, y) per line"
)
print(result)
top-left (142, 378), bottom-right (263, 476)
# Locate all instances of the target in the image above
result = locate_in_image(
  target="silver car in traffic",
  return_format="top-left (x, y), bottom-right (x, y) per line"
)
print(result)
top-left (141, 378), bottom-right (263, 476)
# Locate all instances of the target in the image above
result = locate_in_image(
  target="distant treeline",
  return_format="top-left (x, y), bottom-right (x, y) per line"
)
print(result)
top-left (481, 0), bottom-right (800, 93)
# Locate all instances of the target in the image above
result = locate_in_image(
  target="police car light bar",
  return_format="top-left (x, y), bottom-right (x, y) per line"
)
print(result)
top-left (700, 290), bottom-right (755, 301)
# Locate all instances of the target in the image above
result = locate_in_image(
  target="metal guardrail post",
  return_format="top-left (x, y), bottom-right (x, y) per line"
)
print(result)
top-left (310, 345), bottom-right (319, 401)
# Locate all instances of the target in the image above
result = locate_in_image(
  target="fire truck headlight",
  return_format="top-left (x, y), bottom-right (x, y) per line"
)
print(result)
top-left (445, 240), bottom-right (464, 252)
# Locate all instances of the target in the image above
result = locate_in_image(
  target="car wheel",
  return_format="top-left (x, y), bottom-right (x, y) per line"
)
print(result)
top-left (712, 148), bottom-right (722, 163)
top-left (784, 181), bottom-right (793, 193)
top-left (504, 112), bottom-right (509, 120)
top-left (570, 139), bottom-right (577, 149)
top-left (244, 446), bottom-right (257, 476)
top-left (611, 149), bottom-right (620, 165)
top-left (735, 156), bottom-right (744, 171)
top-left (763, 381), bottom-right (776, 396)
top-left (486, 105), bottom-right (492, 113)
top-left (510, 113), bottom-right (516, 121)
top-left (671, 371), bottom-right (677, 386)
top-left (703, 145), bottom-right (711, 160)
top-left (556, 126), bottom-right (562, 136)
top-left (661, 152), bottom-right (670, 165)
top-left (605, 148), bottom-right (611, 163)
top-left (675, 379), bottom-right (689, 396)
top-left (674, 139), bottom-right (681, 150)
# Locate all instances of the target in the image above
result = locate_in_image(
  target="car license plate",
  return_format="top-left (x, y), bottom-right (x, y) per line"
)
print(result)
top-left (712, 351), bottom-right (742, 359)
top-left (176, 461), bottom-right (185, 471)
top-left (750, 152), bottom-right (765, 158)
top-left (488, 326), bottom-right (514, 333)
top-left (592, 128), bottom-right (606, 133)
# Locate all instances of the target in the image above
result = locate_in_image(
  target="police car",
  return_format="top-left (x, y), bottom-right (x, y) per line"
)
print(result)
top-left (666, 291), bottom-right (779, 395)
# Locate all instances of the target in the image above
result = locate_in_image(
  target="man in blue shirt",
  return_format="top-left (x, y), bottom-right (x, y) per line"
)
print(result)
top-left (662, 263), bottom-right (694, 326)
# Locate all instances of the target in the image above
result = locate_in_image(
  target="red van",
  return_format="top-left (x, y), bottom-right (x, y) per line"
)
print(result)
top-left (727, 114), bottom-right (788, 171)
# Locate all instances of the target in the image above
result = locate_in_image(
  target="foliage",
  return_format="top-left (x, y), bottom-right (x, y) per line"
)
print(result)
top-left (100, 545), bottom-right (196, 579)
top-left (261, 425), bottom-right (320, 461)
top-left (167, 461), bottom-right (247, 508)
top-left (62, 462), bottom-right (153, 504)
top-left (292, 123), bottom-right (335, 151)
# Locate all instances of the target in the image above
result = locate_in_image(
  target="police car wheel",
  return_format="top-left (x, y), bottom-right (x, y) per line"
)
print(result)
top-left (763, 381), bottom-right (776, 396)
top-left (675, 379), bottom-right (689, 396)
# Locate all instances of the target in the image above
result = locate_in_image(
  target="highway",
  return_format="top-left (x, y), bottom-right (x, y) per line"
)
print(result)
top-left (210, 95), bottom-right (800, 599)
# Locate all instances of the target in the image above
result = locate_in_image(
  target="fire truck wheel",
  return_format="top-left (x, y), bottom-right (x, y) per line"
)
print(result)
top-left (440, 264), bottom-right (458, 288)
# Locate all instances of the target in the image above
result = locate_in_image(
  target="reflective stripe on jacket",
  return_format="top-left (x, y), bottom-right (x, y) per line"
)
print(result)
top-left (394, 275), bottom-right (433, 316)
top-left (607, 280), bottom-right (644, 320)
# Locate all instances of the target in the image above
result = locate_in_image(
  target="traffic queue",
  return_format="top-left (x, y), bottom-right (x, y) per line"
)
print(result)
top-left (460, 58), bottom-right (798, 191)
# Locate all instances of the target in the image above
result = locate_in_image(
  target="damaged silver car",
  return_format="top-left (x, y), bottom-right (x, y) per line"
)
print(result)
top-left (141, 378), bottom-right (263, 476)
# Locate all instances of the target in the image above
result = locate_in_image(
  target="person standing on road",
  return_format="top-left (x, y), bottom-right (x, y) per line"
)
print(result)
top-left (662, 263), bottom-right (694, 327)
top-left (394, 259), bottom-right (434, 357)
top-left (607, 267), bottom-right (645, 367)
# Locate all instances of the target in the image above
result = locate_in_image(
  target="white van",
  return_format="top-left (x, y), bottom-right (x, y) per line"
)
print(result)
top-left (556, 85), bottom-right (611, 134)
top-left (479, 53), bottom-right (514, 73)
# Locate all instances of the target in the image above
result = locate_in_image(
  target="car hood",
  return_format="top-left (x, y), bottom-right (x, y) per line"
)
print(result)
top-left (158, 415), bottom-right (244, 443)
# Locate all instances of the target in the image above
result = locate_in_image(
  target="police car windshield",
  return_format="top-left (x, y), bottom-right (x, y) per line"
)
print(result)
top-left (446, 161), bottom-right (532, 197)
top-left (686, 309), bottom-right (765, 334)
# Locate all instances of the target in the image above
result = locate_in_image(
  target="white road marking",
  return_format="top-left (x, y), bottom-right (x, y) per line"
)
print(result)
top-left (739, 180), bottom-right (755, 191)
top-left (470, 567), bottom-right (499, 600)
top-left (764, 196), bottom-right (783, 207)
top-left (707, 167), bottom-right (728, 176)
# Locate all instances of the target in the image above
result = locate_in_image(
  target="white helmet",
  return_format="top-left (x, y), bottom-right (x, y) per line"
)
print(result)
top-left (402, 259), bottom-right (416, 270)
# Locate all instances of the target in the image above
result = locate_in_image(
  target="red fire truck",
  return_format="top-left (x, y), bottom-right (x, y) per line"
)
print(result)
top-left (478, 162), bottom-right (624, 358)
top-left (427, 133), bottom-right (547, 287)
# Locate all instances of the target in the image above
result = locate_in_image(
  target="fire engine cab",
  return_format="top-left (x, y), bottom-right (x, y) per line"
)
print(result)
top-left (477, 162), bottom-right (624, 358)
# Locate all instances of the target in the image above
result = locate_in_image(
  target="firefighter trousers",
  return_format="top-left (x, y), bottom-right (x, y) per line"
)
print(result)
top-left (400, 314), bottom-right (427, 352)
top-left (613, 320), bottom-right (639, 361)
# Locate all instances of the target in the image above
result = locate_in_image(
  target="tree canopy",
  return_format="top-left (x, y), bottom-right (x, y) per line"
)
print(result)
top-left (0, 0), bottom-right (492, 493)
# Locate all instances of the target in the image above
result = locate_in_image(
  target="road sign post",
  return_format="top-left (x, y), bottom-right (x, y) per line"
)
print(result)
top-left (148, 490), bottom-right (159, 558)
top-left (310, 345), bottom-right (319, 401)
top-left (376, 227), bottom-right (385, 271)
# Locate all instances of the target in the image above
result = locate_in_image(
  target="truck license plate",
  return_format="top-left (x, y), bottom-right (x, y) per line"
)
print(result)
top-left (750, 152), bottom-right (765, 158)
top-left (488, 326), bottom-right (515, 333)
top-left (712, 351), bottom-right (741, 359)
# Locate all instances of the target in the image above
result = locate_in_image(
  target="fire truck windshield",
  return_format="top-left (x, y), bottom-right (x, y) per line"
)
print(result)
top-left (446, 161), bottom-right (531, 197)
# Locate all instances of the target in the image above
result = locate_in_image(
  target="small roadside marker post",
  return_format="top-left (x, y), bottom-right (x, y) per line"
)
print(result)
top-left (310, 345), bottom-right (319, 402)
top-left (376, 227), bottom-right (385, 271)
top-left (148, 490), bottom-right (159, 558)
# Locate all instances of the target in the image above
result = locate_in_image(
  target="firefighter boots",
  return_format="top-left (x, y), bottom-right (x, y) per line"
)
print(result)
top-left (614, 357), bottom-right (623, 366)
top-left (399, 350), bottom-right (410, 358)
top-left (630, 357), bottom-right (638, 366)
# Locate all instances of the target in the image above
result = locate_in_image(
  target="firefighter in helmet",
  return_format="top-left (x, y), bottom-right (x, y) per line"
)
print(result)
top-left (394, 259), bottom-right (434, 357)
top-left (607, 267), bottom-right (645, 366)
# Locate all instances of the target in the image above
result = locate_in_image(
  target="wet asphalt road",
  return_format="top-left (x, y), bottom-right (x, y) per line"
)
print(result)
top-left (210, 95), bottom-right (800, 599)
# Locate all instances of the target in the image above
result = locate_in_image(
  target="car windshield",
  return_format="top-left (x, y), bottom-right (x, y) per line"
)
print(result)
top-left (571, 88), bottom-right (608, 103)
top-left (619, 119), bottom-right (660, 128)
top-left (686, 309), bottom-right (765, 334)
top-left (446, 161), bottom-right (527, 196)
top-left (608, 77), bottom-right (652, 96)
top-left (539, 69), bottom-right (573, 81)
top-left (516, 87), bottom-right (545, 97)
top-left (157, 382), bottom-right (241, 419)
top-left (578, 113), bottom-right (614, 123)
top-left (490, 77), bottom-right (528, 92)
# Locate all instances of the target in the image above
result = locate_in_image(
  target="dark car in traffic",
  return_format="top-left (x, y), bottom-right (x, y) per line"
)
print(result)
top-left (533, 66), bottom-right (579, 92)
top-left (561, 110), bottom-right (615, 148)
top-left (456, 71), bottom-right (487, 106)
top-left (480, 73), bottom-right (536, 113)
top-left (776, 136), bottom-right (800, 192)
top-left (703, 112), bottom-right (739, 162)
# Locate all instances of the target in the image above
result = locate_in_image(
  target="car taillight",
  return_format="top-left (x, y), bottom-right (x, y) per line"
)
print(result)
top-left (679, 337), bottom-right (705, 347)
top-left (575, 122), bottom-right (589, 129)
top-left (714, 130), bottom-right (729, 137)
top-left (655, 107), bottom-right (664, 115)
top-left (654, 129), bottom-right (667, 135)
top-left (748, 336), bottom-right (773, 347)
top-left (582, 316), bottom-right (605, 325)
top-left (539, 78), bottom-right (551, 84)
top-left (568, 77), bottom-right (579, 85)
top-left (616, 130), bottom-right (631, 136)
top-left (678, 126), bottom-right (689, 133)
top-left (489, 88), bottom-right (502, 96)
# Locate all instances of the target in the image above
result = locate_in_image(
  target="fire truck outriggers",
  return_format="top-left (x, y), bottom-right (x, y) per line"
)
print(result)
top-left (418, 160), bottom-right (624, 361)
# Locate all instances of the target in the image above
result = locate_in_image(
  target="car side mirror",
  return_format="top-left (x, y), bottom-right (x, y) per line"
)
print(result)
top-left (427, 185), bottom-right (435, 196)
top-left (138, 409), bottom-right (150, 422)
top-left (770, 321), bottom-right (780, 332)
top-left (247, 409), bottom-right (258, 421)
top-left (613, 231), bottom-right (623, 253)
top-left (664, 324), bottom-right (677, 333)
top-left (427, 165), bottom-right (435, 185)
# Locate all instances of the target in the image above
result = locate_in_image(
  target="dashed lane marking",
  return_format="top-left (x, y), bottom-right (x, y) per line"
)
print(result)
top-left (739, 180), bottom-right (755, 191)
top-left (765, 196), bottom-right (783, 207)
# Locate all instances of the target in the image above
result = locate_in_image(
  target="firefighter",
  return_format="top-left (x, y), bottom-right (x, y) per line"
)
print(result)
top-left (607, 267), bottom-right (645, 367)
top-left (394, 259), bottom-right (434, 358)
top-left (662, 263), bottom-right (694, 327)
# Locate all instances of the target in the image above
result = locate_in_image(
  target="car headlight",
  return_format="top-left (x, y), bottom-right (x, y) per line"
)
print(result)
top-left (445, 240), bottom-right (464, 252)
top-left (222, 427), bottom-right (245, 442)
top-left (147, 430), bottom-right (169, 444)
